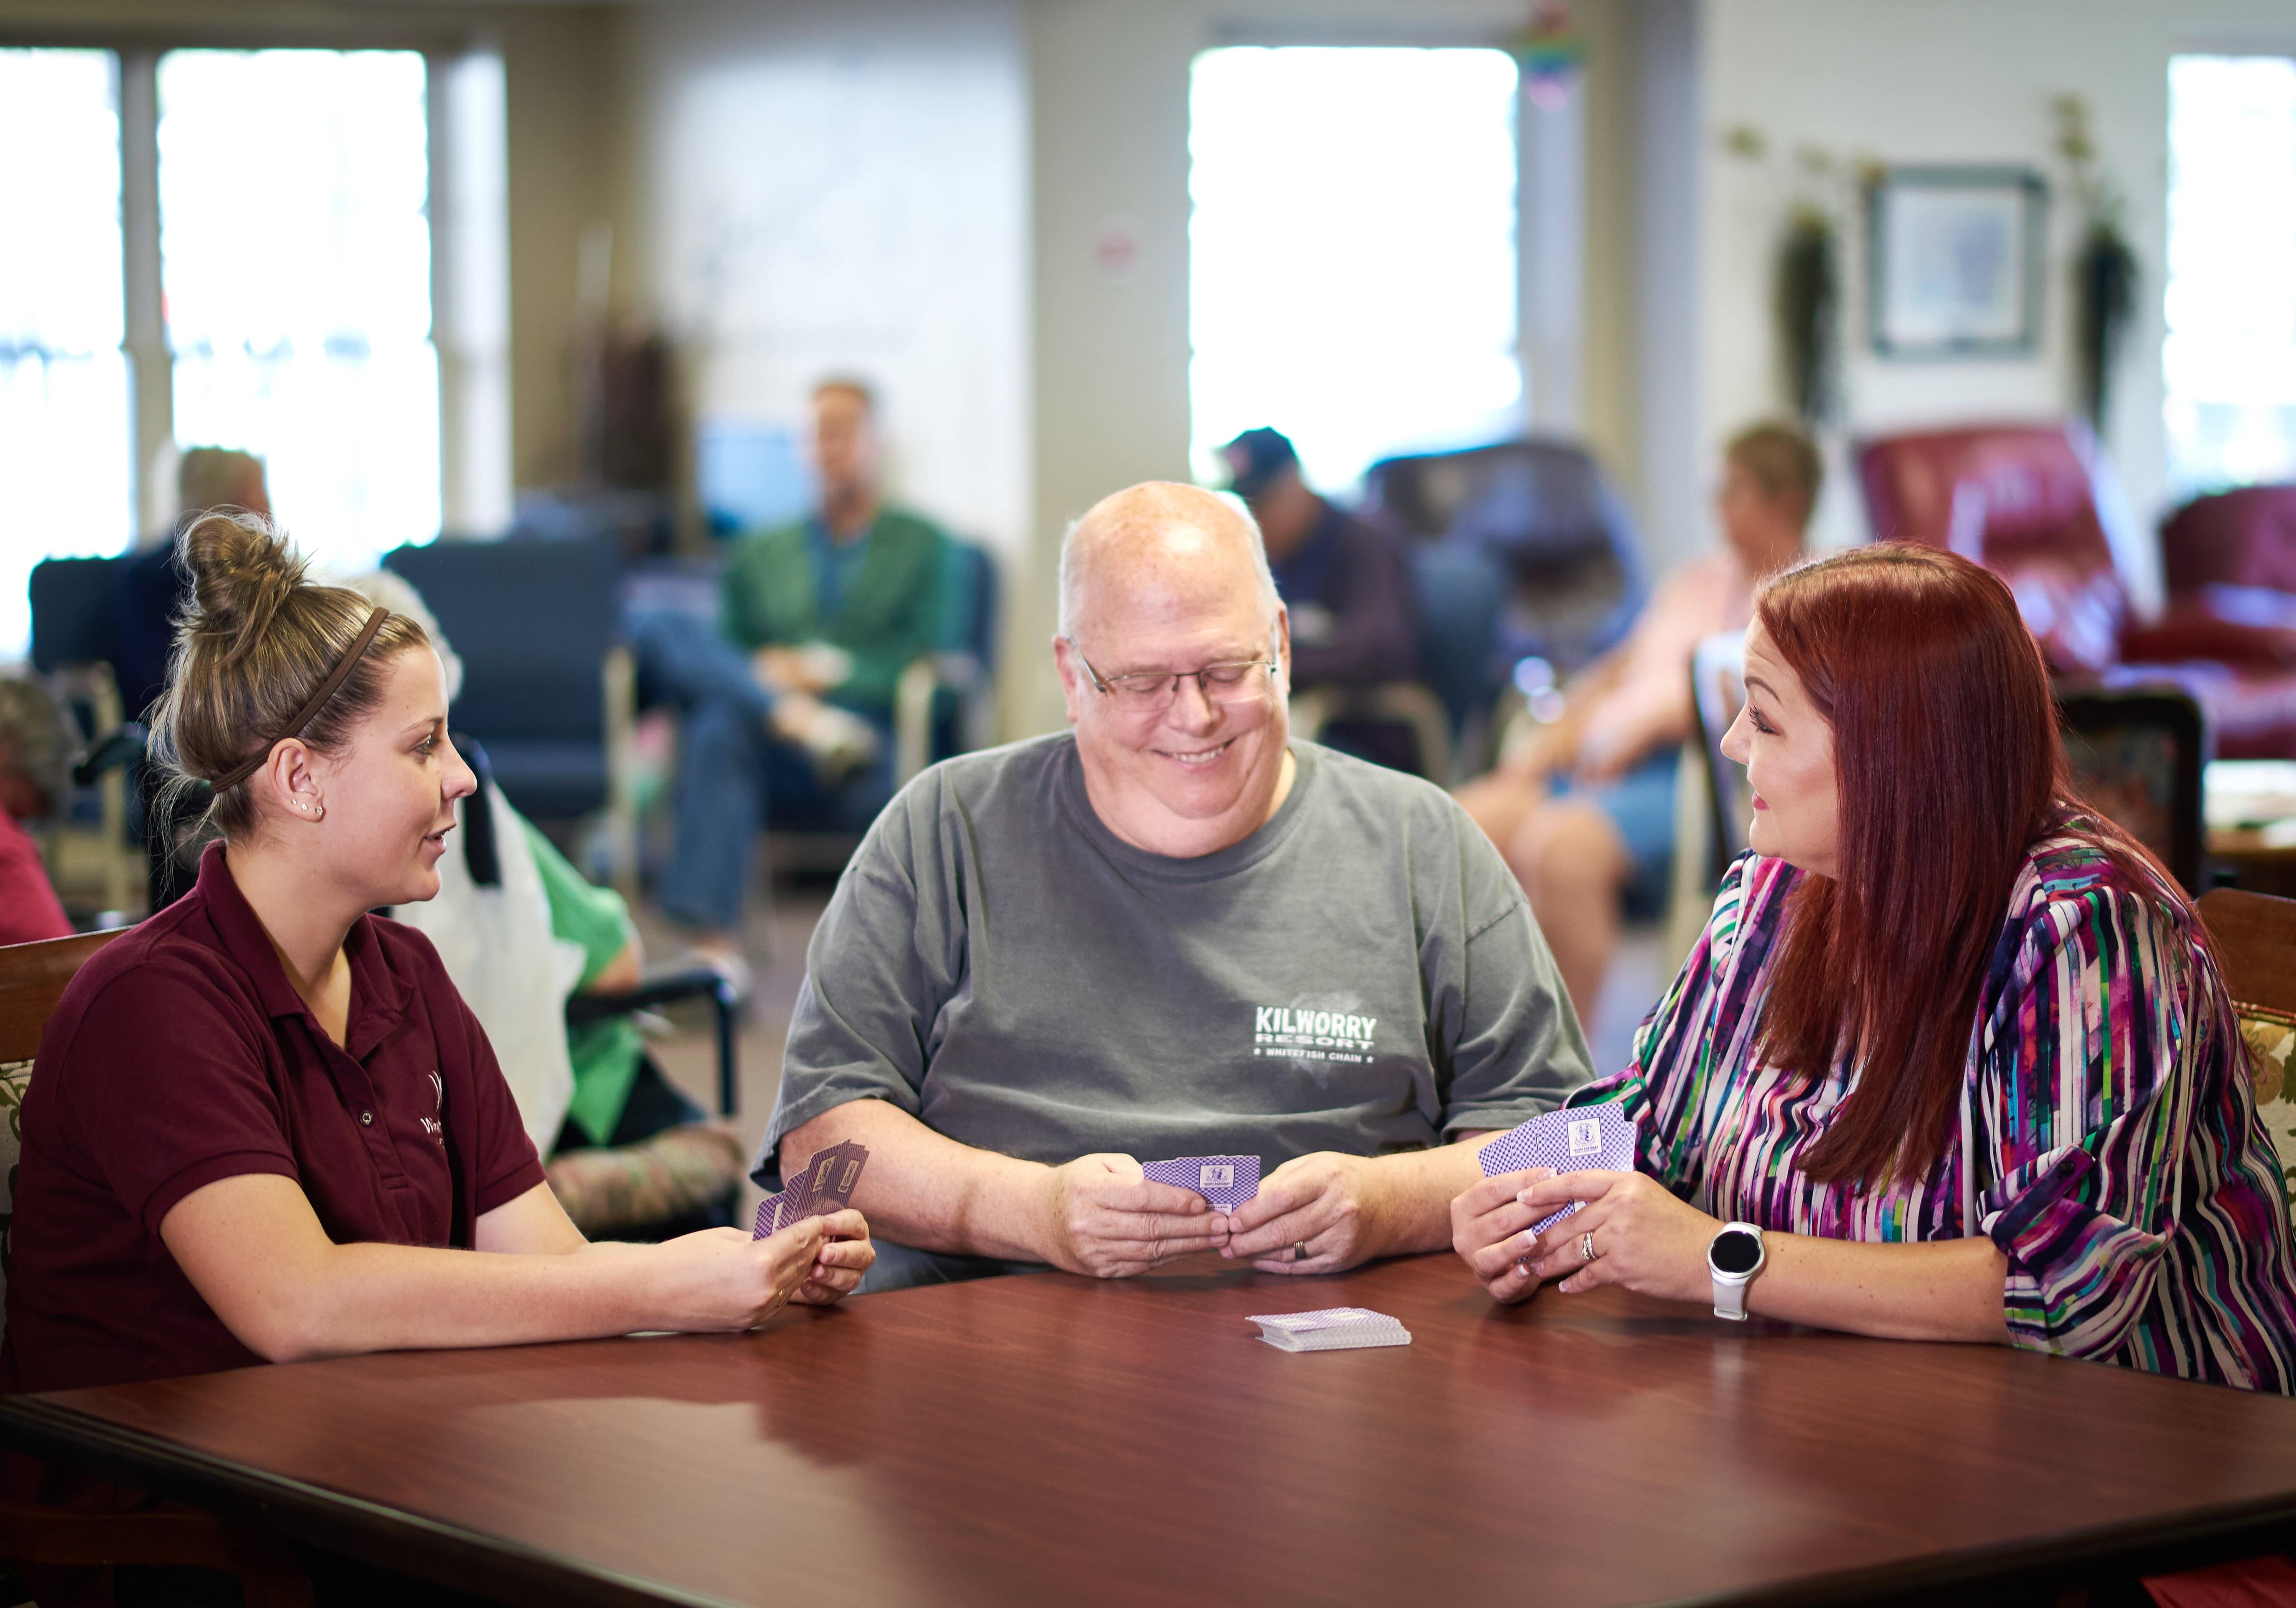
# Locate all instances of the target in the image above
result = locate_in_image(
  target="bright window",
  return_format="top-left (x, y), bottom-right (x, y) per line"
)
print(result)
top-left (2164, 55), bottom-right (2296, 496)
top-left (160, 49), bottom-right (439, 575)
top-left (1188, 46), bottom-right (1521, 493)
top-left (0, 48), bottom-right (132, 660)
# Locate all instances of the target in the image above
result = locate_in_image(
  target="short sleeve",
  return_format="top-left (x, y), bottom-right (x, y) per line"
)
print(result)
top-left (57, 959), bottom-right (301, 1235)
top-left (1427, 816), bottom-right (1593, 1135)
top-left (1981, 886), bottom-right (2204, 1360)
top-left (758, 794), bottom-right (945, 1185)
top-left (454, 983), bottom-right (548, 1216)
top-left (522, 818), bottom-right (633, 987)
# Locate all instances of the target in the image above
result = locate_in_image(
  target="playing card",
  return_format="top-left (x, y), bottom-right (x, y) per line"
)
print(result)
top-left (752, 1143), bottom-right (871, 1239)
top-left (1142, 1154), bottom-right (1261, 1212)
top-left (805, 1141), bottom-right (869, 1214)
top-left (1247, 1307), bottom-right (1411, 1351)
top-left (1477, 1104), bottom-right (1637, 1233)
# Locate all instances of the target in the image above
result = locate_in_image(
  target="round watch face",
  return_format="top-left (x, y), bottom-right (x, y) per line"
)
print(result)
top-left (1709, 1228), bottom-right (1763, 1276)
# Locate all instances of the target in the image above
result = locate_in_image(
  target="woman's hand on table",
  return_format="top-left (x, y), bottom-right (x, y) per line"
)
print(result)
top-left (651, 1209), bottom-right (873, 1329)
top-left (791, 1211), bottom-right (875, 1306)
top-left (1452, 1168), bottom-right (1720, 1305)
top-left (1514, 1170), bottom-right (1719, 1302)
top-left (1450, 1168), bottom-right (1556, 1303)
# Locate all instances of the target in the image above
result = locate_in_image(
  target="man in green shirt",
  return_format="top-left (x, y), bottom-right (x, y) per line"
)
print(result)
top-left (642, 378), bottom-right (946, 957)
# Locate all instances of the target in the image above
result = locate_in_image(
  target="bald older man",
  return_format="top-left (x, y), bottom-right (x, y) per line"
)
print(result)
top-left (763, 483), bottom-right (1590, 1290)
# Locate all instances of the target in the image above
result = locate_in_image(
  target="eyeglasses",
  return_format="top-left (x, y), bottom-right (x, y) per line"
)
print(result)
top-left (1065, 635), bottom-right (1283, 713)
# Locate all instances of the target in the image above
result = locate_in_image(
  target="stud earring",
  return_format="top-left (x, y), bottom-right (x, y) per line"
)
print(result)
top-left (310, 802), bottom-right (325, 820)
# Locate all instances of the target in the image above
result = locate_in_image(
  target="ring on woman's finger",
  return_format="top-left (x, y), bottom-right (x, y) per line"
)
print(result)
top-left (1291, 1240), bottom-right (1309, 1262)
top-left (1579, 1230), bottom-right (1600, 1263)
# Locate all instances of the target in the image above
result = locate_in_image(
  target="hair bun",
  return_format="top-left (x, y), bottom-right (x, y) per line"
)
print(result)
top-left (178, 512), bottom-right (308, 667)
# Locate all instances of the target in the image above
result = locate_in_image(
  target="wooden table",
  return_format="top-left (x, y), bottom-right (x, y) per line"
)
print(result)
top-left (9, 1253), bottom-right (2296, 1608)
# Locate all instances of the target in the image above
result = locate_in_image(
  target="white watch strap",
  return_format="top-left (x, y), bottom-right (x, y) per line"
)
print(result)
top-left (1712, 1275), bottom-right (1751, 1321)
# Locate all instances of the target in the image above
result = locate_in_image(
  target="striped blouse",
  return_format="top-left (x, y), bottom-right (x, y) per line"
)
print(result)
top-left (1575, 831), bottom-right (2296, 1391)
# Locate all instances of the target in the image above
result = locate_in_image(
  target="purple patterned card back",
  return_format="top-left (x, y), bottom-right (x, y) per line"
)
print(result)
top-left (806, 1141), bottom-right (869, 1214)
top-left (1477, 1105), bottom-right (1637, 1232)
top-left (753, 1143), bottom-right (873, 1238)
top-left (1142, 1154), bottom-right (1261, 1211)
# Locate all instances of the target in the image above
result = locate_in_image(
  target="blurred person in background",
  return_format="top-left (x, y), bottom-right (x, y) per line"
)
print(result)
top-left (116, 448), bottom-right (272, 726)
top-left (630, 378), bottom-right (945, 976)
top-left (1457, 421), bottom-right (1819, 1026)
top-left (1220, 427), bottom-right (1417, 693)
top-left (0, 677), bottom-right (74, 944)
top-left (114, 448), bottom-right (274, 911)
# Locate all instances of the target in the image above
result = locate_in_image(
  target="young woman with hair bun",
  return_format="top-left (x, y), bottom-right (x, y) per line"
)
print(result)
top-left (3, 515), bottom-right (871, 1400)
top-left (1452, 543), bottom-right (2296, 1389)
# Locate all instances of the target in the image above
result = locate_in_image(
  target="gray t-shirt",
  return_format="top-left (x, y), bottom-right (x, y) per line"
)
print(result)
top-left (759, 734), bottom-right (1591, 1187)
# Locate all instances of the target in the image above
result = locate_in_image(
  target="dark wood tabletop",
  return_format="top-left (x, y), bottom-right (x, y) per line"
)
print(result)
top-left (10, 1252), bottom-right (2296, 1608)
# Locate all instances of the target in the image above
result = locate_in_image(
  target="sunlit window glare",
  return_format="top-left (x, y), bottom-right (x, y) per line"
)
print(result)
top-left (2164, 55), bottom-right (2296, 496)
top-left (1188, 46), bottom-right (1521, 494)
top-left (0, 48), bottom-right (131, 661)
top-left (160, 49), bottom-right (440, 574)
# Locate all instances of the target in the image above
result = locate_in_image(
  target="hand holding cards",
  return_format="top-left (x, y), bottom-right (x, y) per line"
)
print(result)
top-left (754, 1140), bottom-right (870, 1239)
top-left (1141, 1154), bottom-right (1260, 1213)
top-left (1477, 1105), bottom-right (1635, 1232)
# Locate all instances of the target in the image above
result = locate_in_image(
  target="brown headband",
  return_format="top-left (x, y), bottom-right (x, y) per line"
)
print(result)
top-left (209, 607), bottom-right (392, 794)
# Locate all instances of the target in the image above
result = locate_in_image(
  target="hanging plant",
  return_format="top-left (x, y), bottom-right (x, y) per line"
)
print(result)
top-left (1777, 205), bottom-right (1839, 425)
top-left (2055, 95), bottom-right (2137, 434)
top-left (1725, 129), bottom-right (1854, 427)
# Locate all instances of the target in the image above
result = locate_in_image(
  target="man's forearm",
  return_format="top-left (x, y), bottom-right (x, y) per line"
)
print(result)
top-left (781, 1099), bottom-right (1052, 1261)
top-left (1367, 1133), bottom-right (1494, 1257)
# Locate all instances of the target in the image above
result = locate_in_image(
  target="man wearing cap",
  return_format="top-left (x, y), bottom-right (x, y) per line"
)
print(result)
top-left (761, 480), bottom-right (1588, 1291)
top-left (1220, 427), bottom-right (1418, 692)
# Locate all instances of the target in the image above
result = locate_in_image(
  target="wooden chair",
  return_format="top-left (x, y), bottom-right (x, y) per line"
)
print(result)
top-left (2196, 890), bottom-right (2296, 1230)
top-left (2196, 887), bottom-right (2296, 1019)
top-left (0, 930), bottom-right (312, 1607)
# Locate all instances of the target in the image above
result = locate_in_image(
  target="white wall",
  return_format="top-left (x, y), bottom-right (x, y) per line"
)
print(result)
top-left (1020, 0), bottom-right (1549, 732)
top-left (1696, 0), bottom-right (2296, 594)
top-left (612, 0), bottom-right (1030, 562)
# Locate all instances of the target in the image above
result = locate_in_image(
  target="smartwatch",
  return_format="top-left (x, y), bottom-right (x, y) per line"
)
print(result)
top-left (1708, 1222), bottom-right (1766, 1321)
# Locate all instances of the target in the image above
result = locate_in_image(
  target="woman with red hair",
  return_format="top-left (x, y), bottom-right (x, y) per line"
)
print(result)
top-left (1450, 544), bottom-right (2296, 1389)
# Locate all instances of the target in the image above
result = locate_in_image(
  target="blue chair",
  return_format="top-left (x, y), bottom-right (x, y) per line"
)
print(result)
top-left (382, 536), bottom-right (636, 885)
top-left (27, 556), bottom-right (140, 913)
top-left (1409, 544), bottom-right (1509, 741)
top-left (1364, 438), bottom-right (1646, 680)
top-left (894, 536), bottom-right (999, 783)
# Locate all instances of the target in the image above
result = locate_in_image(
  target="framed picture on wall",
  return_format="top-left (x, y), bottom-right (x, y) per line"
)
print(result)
top-left (1866, 166), bottom-right (2047, 358)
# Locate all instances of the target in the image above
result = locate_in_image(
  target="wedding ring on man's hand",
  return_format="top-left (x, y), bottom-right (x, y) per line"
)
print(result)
top-left (1580, 1230), bottom-right (1599, 1263)
top-left (1291, 1240), bottom-right (1309, 1262)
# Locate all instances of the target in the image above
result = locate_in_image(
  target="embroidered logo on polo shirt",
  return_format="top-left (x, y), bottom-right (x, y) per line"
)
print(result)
top-left (423, 1070), bottom-right (444, 1140)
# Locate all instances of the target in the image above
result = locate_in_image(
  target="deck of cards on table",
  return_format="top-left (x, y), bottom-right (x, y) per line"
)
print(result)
top-left (1477, 1104), bottom-right (1637, 1232)
top-left (1248, 1308), bottom-right (1412, 1351)
top-left (753, 1141), bottom-right (870, 1239)
top-left (1142, 1154), bottom-right (1260, 1211)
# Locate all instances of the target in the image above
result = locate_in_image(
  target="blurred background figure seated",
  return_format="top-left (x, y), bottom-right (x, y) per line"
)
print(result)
top-left (625, 376), bottom-right (948, 979)
top-left (0, 678), bottom-right (75, 945)
top-left (1456, 421), bottom-right (1819, 1026)
top-left (1219, 426), bottom-right (1424, 771)
top-left (116, 449), bottom-right (273, 908)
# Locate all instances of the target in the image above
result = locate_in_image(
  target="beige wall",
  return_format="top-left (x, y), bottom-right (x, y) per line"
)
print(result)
top-left (604, 0), bottom-right (1030, 557)
top-left (1697, 0), bottom-right (2296, 597)
top-left (1017, 0), bottom-right (1586, 733)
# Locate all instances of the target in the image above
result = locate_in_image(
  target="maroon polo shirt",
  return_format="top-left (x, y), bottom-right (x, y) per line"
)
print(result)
top-left (1, 841), bottom-right (545, 1394)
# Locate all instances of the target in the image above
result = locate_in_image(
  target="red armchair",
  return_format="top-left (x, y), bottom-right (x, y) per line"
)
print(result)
top-left (1855, 423), bottom-right (2296, 758)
